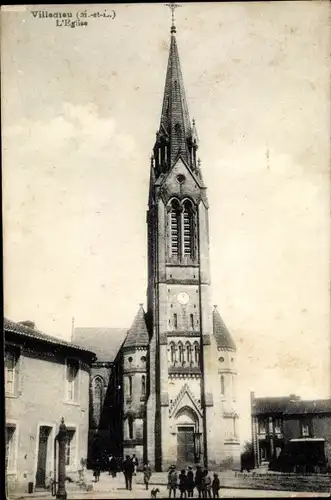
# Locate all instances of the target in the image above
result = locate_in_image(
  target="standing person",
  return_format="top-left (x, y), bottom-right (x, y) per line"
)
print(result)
top-left (132, 454), bottom-right (139, 475)
top-left (178, 469), bottom-right (187, 499)
top-left (202, 470), bottom-right (212, 499)
top-left (109, 455), bottom-right (117, 478)
top-left (93, 459), bottom-right (101, 483)
top-left (108, 454), bottom-right (113, 475)
top-left (122, 455), bottom-right (134, 491)
top-left (168, 465), bottom-right (178, 498)
top-left (212, 473), bottom-right (220, 499)
top-left (143, 461), bottom-right (152, 490)
top-left (195, 465), bottom-right (204, 498)
top-left (186, 466), bottom-right (194, 498)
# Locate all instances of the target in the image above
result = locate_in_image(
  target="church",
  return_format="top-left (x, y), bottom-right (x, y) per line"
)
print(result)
top-left (74, 15), bottom-right (240, 472)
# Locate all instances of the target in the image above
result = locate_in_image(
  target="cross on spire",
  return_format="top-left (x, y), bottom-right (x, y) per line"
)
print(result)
top-left (165, 3), bottom-right (181, 33)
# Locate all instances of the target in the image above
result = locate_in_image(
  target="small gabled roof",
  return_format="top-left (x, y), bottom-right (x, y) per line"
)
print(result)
top-left (4, 318), bottom-right (95, 358)
top-left (212, 306), bottom-right (236, 352)
top-left (123, 305), bottom-right (149, 349)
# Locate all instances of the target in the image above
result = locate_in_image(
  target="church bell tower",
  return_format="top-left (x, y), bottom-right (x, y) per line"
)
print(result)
top-left (146, 11), bottom-right (240, 471)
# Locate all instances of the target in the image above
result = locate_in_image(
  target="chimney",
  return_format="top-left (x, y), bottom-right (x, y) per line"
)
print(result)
top-left (19, 320), bottom-right (35, 329)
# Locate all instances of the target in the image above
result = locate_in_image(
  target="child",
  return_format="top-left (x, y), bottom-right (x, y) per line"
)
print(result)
top-left (212, 473), bottom-right (220, 498)
top-left (168, 465), bottom-right (178, 498)
top-left (202, 469), bottom-right (212, 498)
top-left (93, 461), bottom-right (101, 483)
top-left (143, 461), bottom-right (152, 491)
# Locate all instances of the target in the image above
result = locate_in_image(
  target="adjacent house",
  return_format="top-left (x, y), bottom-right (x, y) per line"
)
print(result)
top-left (4, 318), bottom-right (95, 494)
top-left (251, 392), bottom-right (331, 469)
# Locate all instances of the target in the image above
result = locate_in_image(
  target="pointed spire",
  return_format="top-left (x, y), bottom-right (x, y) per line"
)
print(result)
top-left (165, 3), bottom-right (181, 34)
top-left (212, 305), bottom-right (236, 352)
top-left (156, 8), bottom-right (193, 170)
top-left (123, 304), bottom-right (149, 349)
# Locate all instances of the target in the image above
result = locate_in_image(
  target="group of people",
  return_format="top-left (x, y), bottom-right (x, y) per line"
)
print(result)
top-left (93, 455), bottom-right (222, 498)
top-left (168, 465), bottom-right (221, 499)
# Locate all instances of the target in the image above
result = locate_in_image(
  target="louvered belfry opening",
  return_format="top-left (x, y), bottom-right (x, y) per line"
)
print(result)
top-left (182, 200), bottom-right (193, 258)
top-left (170, 199), bottom-right (181, 257)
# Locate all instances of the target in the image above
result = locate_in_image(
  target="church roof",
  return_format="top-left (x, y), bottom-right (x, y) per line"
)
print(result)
top-left (73, 327), bottom-right (127, 362)
top-left (123, 305), bottom-right (149, 349)
top-left (212, 306), bottom-right (236, 352)
top-left (158, 24), bottom-right (192, 167)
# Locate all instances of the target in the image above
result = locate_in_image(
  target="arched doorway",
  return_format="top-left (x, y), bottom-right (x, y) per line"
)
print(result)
top-left (175, 406), bottom-right (199, 466)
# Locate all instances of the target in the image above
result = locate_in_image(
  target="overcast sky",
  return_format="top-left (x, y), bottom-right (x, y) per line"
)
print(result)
top-left (2, 2), bottom-right (330, 443)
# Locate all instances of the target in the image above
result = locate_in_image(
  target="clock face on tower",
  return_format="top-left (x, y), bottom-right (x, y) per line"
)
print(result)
top-left (177, 291), bottom-right (189, 305)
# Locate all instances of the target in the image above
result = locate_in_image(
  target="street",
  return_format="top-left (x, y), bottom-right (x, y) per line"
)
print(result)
top-left (9, 471), bottom-right (330, 500)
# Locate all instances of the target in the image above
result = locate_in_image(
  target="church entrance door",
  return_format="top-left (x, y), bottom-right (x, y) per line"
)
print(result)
top-left (177, 426), bottom-right (195, 466)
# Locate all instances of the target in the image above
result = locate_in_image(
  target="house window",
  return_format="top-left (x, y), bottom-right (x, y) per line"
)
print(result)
top-left (6, 424), bottom-right (17, 472)
top-left (66, 359), bottom-right (79, 402)
top-left (301, 421), bottom-right (310, 437)
top-left (5, 350), bottom-right (18, 395)
top-left (221, 375), bottom-right (225, 398)
top-left (258, 419), bottom-right (267, 434)
top-left (65, 428), bottom-right (77, 468)
top-left (274, 418), bottom-right (282, 434)
top-left (141, 375), bottom-right (146, 396)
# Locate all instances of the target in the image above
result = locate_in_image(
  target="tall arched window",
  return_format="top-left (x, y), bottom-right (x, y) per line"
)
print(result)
top-left (141, 375), bottom-right (146, 396)
top-left (186, 342), bottom-right (191, 363)
top-left (232, 374), bottom-right (236, 401)
top-left (169, 342), bottom-right (176, 365)
top-left (128, 416), bottom-right (133, 439)
top-left (194, 342), bottom-right (199, 365)
top-left (92, 376), bottom-right (104, 427)
top-left (182, 201), bottom-right (194, 258)
top-left (128, 376), bottom-right (133, 397)
top-left (221, 375), bottom-right (225, 397)
top-left (178, 342), bottom-right (184, 364)
top-left (169, 200), bottom-right (180, 257)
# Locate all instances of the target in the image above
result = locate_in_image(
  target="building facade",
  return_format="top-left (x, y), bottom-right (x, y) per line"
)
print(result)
top-left (251, 392), bottom-right (331, 468)
top-left (4, 318), bottom-right (95, 494)
top-left (74, 18), bottom-right (240, 472)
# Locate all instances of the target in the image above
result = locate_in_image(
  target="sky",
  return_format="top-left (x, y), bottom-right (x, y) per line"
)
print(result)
top-left (2, 2), bottom-right (331, 444)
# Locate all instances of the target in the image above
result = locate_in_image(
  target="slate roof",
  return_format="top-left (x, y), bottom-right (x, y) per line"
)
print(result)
top-left (159, 25), bottom-right (192, 168)
top-left (283, 399), bottom-right (331, 415)
top-left (4, 318), bottom-right (95, 357)
top-left (252, 396), bottom-right (331, 416)
top-left (123, 305), bottom-right (149, 349)
top-left (73, 327), bottom-right (128, 362)
top-left (252, 396), bottom-right (293, 415)
top-left (212, 306), bottom-right (236, 351)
